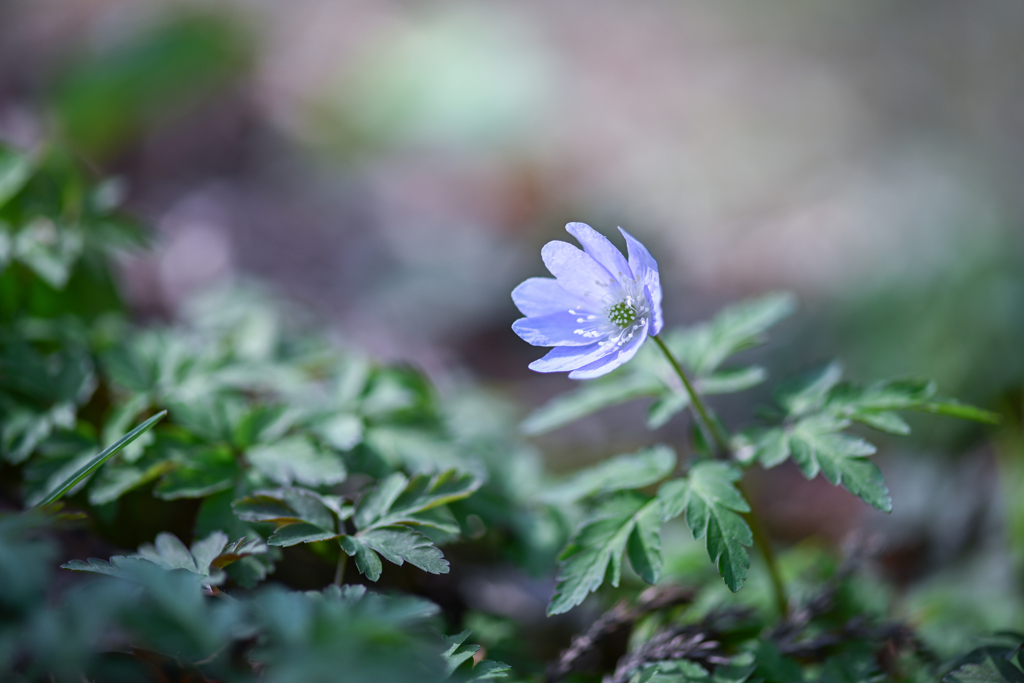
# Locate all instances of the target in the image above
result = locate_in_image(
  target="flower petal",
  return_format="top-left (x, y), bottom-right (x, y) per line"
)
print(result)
top-left (541, 241), bottom-right (621, 305)
top-left (643, 284), bottom-right (663, 336)
top-left (568, 321), bottom-right (649, 379)
top-left (511, 277), bottom-right (580, 317)
top-left (528, 342), bottom-right (614, 373)
top-left (565, 222), bottom-right (633, 286)
top-left (512, 312), bottom-right (606, 347)
top-left (620, 228), bottom-right (663, 331)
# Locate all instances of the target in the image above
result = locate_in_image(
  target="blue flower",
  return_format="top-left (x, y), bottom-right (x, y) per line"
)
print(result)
top-left (512, 223), bottom-right (663, 379)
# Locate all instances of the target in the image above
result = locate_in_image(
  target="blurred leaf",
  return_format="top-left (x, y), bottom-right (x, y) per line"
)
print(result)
top-left (442, 630), bottom-right (479, 675)
top-left (316, 413), bottom-right (364, 451)
top-left (658, 461), bottom-right (751, 591)
top-left (944, 640), bottom-right (1024, 683)
top-left (540, 445), bottom-right (676, 504)
top-left (0, 144), bottom-right (35, 208)
top-left (154, 445), bottom-right (239, 500)
top-left (248, 436), bottom-right (346, 487)
top-left (683, 291), bottom-right (797, 375)
top-left (63, 531), bottom-right (266, 587)
top-left (548, 491), bottom-right (661, 615)
top-left (777, 361), bottom-right (844, 418)
top-left (521, 375), bottom-right (659, 435)
top-left (13, 219), bottom-right (84, 289)
top-left (54, 13), bottom-right (251, 157)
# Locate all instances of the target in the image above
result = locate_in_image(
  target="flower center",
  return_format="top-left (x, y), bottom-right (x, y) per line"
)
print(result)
top-left (608, 301), bottom-right (638, 328)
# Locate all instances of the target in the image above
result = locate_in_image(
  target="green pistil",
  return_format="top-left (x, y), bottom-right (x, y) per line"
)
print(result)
top-left (608, 301), bottom-right (637, 327)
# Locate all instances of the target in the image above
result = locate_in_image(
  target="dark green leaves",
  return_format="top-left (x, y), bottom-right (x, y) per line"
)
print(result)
top-left (353, 470), bottom-right (481, 531)
top-left (237, 470), bottom-right (480, 581)
top-left (944, 637), bottom-right (1024, 683)
top-left (658, 462), bottom-right (752, 592)
top-left (233, 488), bottom-right (351, 547)
top-left (442, 631), bottom-right (511, 681)
top-left (523, 292), bottom-right (795, 434)
top-left (548, 491), bottom-right (662, 615)
top-left (341, 470), bottom-right (481, 581)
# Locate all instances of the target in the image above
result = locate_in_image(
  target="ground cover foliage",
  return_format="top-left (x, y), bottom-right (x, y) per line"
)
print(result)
top-left (0, 140), bottom-right (1020, 682)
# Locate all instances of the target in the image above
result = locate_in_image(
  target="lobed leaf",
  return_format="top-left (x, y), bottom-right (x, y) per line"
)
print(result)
top-left (354, 470), bottom-right (481, 531)
top-left (63, 531), bottom-right (267, 586)
top-left (233, 487), bottom-right (350, 547)
top-left (658, 461), bottom-right (752, 591)
top-left (548, 491), bottom-right (662, 615)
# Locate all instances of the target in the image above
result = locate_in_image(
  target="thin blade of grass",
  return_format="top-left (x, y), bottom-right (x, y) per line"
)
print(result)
top-left (33, 410), bottom-right (167, 508)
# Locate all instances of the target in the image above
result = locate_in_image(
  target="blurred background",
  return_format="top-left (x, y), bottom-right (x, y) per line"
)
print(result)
top-left (2, 0), bottom-right (1023, 644)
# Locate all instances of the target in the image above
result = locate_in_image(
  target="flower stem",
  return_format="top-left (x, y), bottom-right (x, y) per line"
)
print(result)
top-left (651, 336), bottom-right (730, 453)
top-left (334, 552), bottom-right (347, 587)
top-left (651, 334), bottom-right (788, 617)
top-left (738, 480), bottom-right (789, 617)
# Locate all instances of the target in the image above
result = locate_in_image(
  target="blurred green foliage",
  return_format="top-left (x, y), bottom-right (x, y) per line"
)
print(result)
top-left (0, 138), bottom-right (1021, 682)
top-left (52, 12), bottom-right (252, 159)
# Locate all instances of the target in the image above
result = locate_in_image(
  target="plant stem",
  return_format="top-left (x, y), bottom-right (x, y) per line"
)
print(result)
top-left (738, 480), bottom-right (788, 617)
top-left (334, 552), bottom-right (347, 587)
top-left (651, 336), bottom-right (730, 453)
top-left (652, 334), bottom-right (788, 617)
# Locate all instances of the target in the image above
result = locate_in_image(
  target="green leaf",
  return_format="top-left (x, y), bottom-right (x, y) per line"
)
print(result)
top-left (341, 470), bottom-right (479, 581)
top-left (247, 436), bottom-right (346, 487)
top-left (658, 461), bottom-right (751, 591)
top-left (698, 365), bottom-right (769, 395)
top-left (13, 219), bottom-right (84, 289)
top-left (442, 630), bottom-right (480, 675)
top-left (33, 410), bottom-right (167, 508)
top-left (548, 491), bottom-right (661, 615)
top-left (463, 660), bottom-right (512, 681)
top-left (339, 534), bottom-right (384, 580)
top-left (154, 445), bottom-right (239, 499)
top-left (540, 445), bottom-right (676, 504)
top-left (441, 631), bottom-right (513, 681)
top-left (521, 374), bottom-right (660, 435)
top-left (625, 500), bottom-right (663, 584)
top-left (917, 399), bottom-right (1001, 425)
top-left (353, 470), bottom-right (481, 531)
top-left (777, 361), bottom-right (844, 417)
top-left (944, 653), bottom-right (1024, 683)
top-left (316, 413), bottom-right (364, 451)
top-left (789, 415), bottom-right (890, 512)
top-left (635, 659), bottom-right (710, 683)
top-left (269, 523), bottom-right (340, 547)
top-left (0, 144), bottom-right (35, 208)
top-left (63, 531), bottom-right (267, 586)
top-left (685, 291), bottom-right (796, 375)
top-left (233, 487), bottom-right (350, 547)
top-left (87, 453), bottom-right (174, 505)
top-left (344, 528), bottom-right (450, 577)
